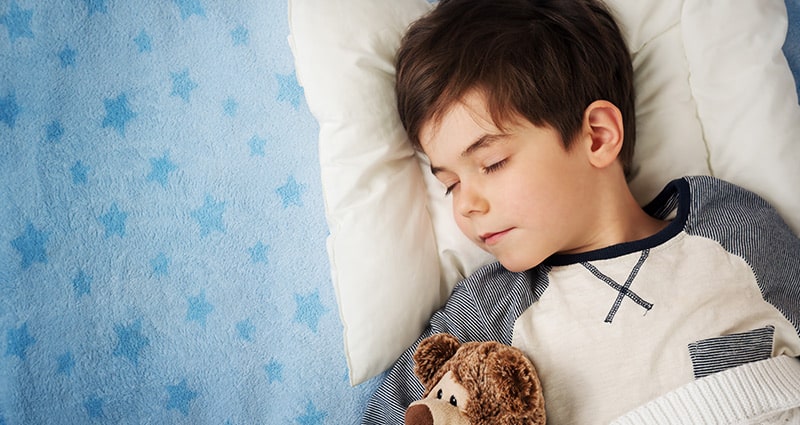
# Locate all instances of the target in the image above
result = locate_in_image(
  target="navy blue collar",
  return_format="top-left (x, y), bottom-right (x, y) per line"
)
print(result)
top-left (544, 178), bottom-right (690, 267)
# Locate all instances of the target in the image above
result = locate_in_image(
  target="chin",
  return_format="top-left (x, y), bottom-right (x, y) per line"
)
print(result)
top-left (497, 258), bottom-right (534, 273)
top-left (495, 249), bottom-right (547, 273)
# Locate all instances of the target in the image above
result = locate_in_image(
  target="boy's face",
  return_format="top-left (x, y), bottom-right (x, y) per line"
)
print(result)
top-left (420, 91), bottom-right (597, 272)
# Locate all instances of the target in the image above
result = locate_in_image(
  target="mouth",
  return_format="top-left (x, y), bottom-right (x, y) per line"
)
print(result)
top-left (480, 228), bottom-right (513, 246)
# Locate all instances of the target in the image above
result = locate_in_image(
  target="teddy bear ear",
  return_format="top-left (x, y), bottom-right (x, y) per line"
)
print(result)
top-left (485, 348), bottom-right (544, 413)
top-left (412, 333), bottom-right (460, 388)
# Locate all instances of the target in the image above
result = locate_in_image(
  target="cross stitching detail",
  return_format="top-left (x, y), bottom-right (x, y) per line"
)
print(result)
top-left (581, 249), bottom-right (653, 323)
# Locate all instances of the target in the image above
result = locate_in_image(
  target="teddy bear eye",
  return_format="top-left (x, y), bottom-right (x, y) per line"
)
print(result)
top-left (436, 389), bottom-right (443, 399)
top-left (449, 395), bottom-right (458, 407)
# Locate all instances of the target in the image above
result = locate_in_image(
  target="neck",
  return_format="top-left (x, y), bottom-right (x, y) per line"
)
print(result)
top-left (561, 170), bottom-right (668, 255)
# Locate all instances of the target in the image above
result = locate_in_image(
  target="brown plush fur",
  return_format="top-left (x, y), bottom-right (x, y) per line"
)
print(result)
top-left (412, 334), bottom-right (546, 425)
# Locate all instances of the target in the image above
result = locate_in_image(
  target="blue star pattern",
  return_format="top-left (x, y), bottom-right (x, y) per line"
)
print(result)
top-left (170, 69), bottom-right (198, 103)
top-left (84, 394), bottom-right (104, 419)
top-left (174, 0), bottom-right (205, 20)
top-left (71, 161), bottom-right (89, 184)
top-left (277, 176), bottom-right (305, 208)
top-left (236, 319), bottom-right (254, 341)
top-left (57, 352), bottom-right (75, 375)
top-left (276, 72), bottom-right (304, 109)
top-left (11, 223), bottom-right (49, 269)
top-left (0, 93), bottom-right (20, 128)
top-left (151, 252), bottom-right (170, 277)
top-left (295, 401), bottom-right (327, 425)
top-left (113, 320), bottom-right (150, 366)
top-left (294, 290), bottom-right (326, 333)
top-left (191, 195), bottom-right (226, 237)
top-left (98, 203), bottom-right (128, 238)
top-left (147, 152), bottom-right (178, 187)
top-left (101, 93), bottom-right (136, 137)
top-left (58, 46), bottom-right (77, 68)
top-left (0, 0), bottom-right (412, 421)
top-left (0, 1), bottom-right (34, 43)
top-left (72, 270), bottom-right (92, 297)
top-left (83, 0), bottom-right (108, 16)
top-left (248, 241), bottom-right (269, 264)
top-left (223, 98), bottom-right (238, 116)
top-left (5, 323), bottom-right (35, 360)
top-left (248, 135), bottom-right (266, 156)
top-left (134, 30), bottom-right (152, 53)
top-left (231, 25), bottom-right (249, 46)
top-left (265, 359), bottom-right (284, 383)
top-left (186, 291), bottom-right (213, 327)
top-left (45, 120), bottom-right (64, 143)
top-left (165, 379), bottom-right (198, 416)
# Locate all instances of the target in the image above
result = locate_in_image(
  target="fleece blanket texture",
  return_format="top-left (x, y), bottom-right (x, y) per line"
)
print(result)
top-left (0, 0), bottom-right (798, 424)
top-left (0, 1), bottom-right (379, 424)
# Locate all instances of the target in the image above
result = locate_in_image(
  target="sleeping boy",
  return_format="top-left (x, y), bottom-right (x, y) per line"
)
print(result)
top-left (362, 0), bottom-right (800, 423)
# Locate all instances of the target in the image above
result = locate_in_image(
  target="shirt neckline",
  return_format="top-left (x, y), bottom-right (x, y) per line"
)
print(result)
top-left (543, 178), bottom-right (690, 267)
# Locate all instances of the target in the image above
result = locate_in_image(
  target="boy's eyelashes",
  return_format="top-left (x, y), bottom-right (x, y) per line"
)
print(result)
top-left (441, 159), bottom-right (508, 196)
top-left (483, 158), bottom-right (507, 174)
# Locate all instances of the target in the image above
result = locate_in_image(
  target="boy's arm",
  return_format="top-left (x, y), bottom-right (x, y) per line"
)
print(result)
top-left (361, 262), bottom-right (537, 424)
top-left (687, 176), bottom-right (800, 333)
top-left (360, 284), bottom-right (488, 424)
top-left (745, 213), bottom-right (800, 334)
top-left (360, 323), bottom-right (431, 424)
top-left (757, 217), bottom-right (800, 334)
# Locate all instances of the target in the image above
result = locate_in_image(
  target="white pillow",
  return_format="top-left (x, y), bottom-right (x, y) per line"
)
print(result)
top-left (288, 0), bottom-right (800, 385)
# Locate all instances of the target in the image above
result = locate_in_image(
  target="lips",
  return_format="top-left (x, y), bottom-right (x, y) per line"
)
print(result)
top-left (480, 228), bottom-right (512, 246)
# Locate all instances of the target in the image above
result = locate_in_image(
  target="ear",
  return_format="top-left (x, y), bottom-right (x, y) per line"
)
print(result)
top-left (485, 348), bottom-right (543, 413)
top-left (413, 334), bottom-right (460, 389)
top-left (581, 100), bottom-right (624, 169)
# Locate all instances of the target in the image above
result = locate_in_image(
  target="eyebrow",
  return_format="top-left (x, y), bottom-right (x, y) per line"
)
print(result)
top-left (430, 133), bottom-right (508, 175)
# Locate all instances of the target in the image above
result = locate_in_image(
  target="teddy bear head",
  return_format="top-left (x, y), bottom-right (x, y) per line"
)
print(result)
top-left (404, 333), bottom-right (546, 425)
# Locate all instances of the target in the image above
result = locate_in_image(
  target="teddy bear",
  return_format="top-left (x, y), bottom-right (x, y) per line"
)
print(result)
top-left (404, 333), bottom-right (546, 425)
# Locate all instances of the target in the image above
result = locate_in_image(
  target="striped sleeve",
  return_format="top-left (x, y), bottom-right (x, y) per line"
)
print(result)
top-left (361, 262), bottom-right (540, 424)
top-left (685, 176), bottom-right (800, 335)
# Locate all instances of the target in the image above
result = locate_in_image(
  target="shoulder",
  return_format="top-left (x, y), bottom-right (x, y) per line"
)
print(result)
top-left (682, 175), bottom-right (771, 211)
top-left (454, 261), bottom-right (539, 295)
top-left (453, 261), bottom-right (545, 307)
top-left (443, 261), bottom-right (546, 344)
top-left (680, 176), bottom-right (791, 239)
top-left (678, 176), bottom-right (800, 291)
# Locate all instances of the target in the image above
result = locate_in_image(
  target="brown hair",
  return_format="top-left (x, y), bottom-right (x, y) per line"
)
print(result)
top-left (396, 0), bottom-right (636, 175)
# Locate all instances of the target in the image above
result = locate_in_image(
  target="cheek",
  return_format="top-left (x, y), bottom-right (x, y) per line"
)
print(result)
top-left (453, 214), bottom-right (479, 242)
top-left (453, 214), bottom-right (469, 235)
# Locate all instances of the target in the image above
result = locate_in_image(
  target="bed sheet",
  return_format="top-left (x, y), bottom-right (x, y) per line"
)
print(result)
top-left (0, 0), bottom-right (798, 424)
top-left (0, 1), bottom-right (379, 424)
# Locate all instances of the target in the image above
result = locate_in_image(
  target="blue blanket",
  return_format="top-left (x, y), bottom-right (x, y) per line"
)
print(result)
top-left (1, 1), bottom-right (798, 424)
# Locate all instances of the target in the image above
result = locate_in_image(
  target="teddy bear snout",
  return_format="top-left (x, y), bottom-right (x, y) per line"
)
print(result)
top-left (404, 403), bottom-right (433, 425)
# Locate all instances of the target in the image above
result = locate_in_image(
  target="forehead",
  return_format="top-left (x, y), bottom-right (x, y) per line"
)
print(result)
top-left (419, 91), bottom-right (500, 154)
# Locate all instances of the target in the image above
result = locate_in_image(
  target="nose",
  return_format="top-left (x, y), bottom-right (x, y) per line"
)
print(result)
top-left (404, 404), bottom-right (433, 425)
top-left (454, 181), bottom-right (488, 217)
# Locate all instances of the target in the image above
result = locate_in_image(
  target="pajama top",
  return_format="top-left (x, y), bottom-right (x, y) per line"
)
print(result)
top-left (362, 176), bottom-right (800, 425)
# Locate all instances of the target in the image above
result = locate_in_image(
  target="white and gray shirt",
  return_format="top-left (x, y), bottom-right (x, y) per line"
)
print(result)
top-left (362, 176), bottom-right (800, 425)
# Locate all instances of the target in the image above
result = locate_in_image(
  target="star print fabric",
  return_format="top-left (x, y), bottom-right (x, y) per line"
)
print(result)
top-left (0, 1), bottom-right (377, 423)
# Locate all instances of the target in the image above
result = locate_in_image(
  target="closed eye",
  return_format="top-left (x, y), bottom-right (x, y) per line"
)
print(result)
top-left (444, 182), bottom-right (458, 196)
top-left (483, 159), bottom-right (507, 174)
top-left (441, 158), bottom-right (506, 196)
